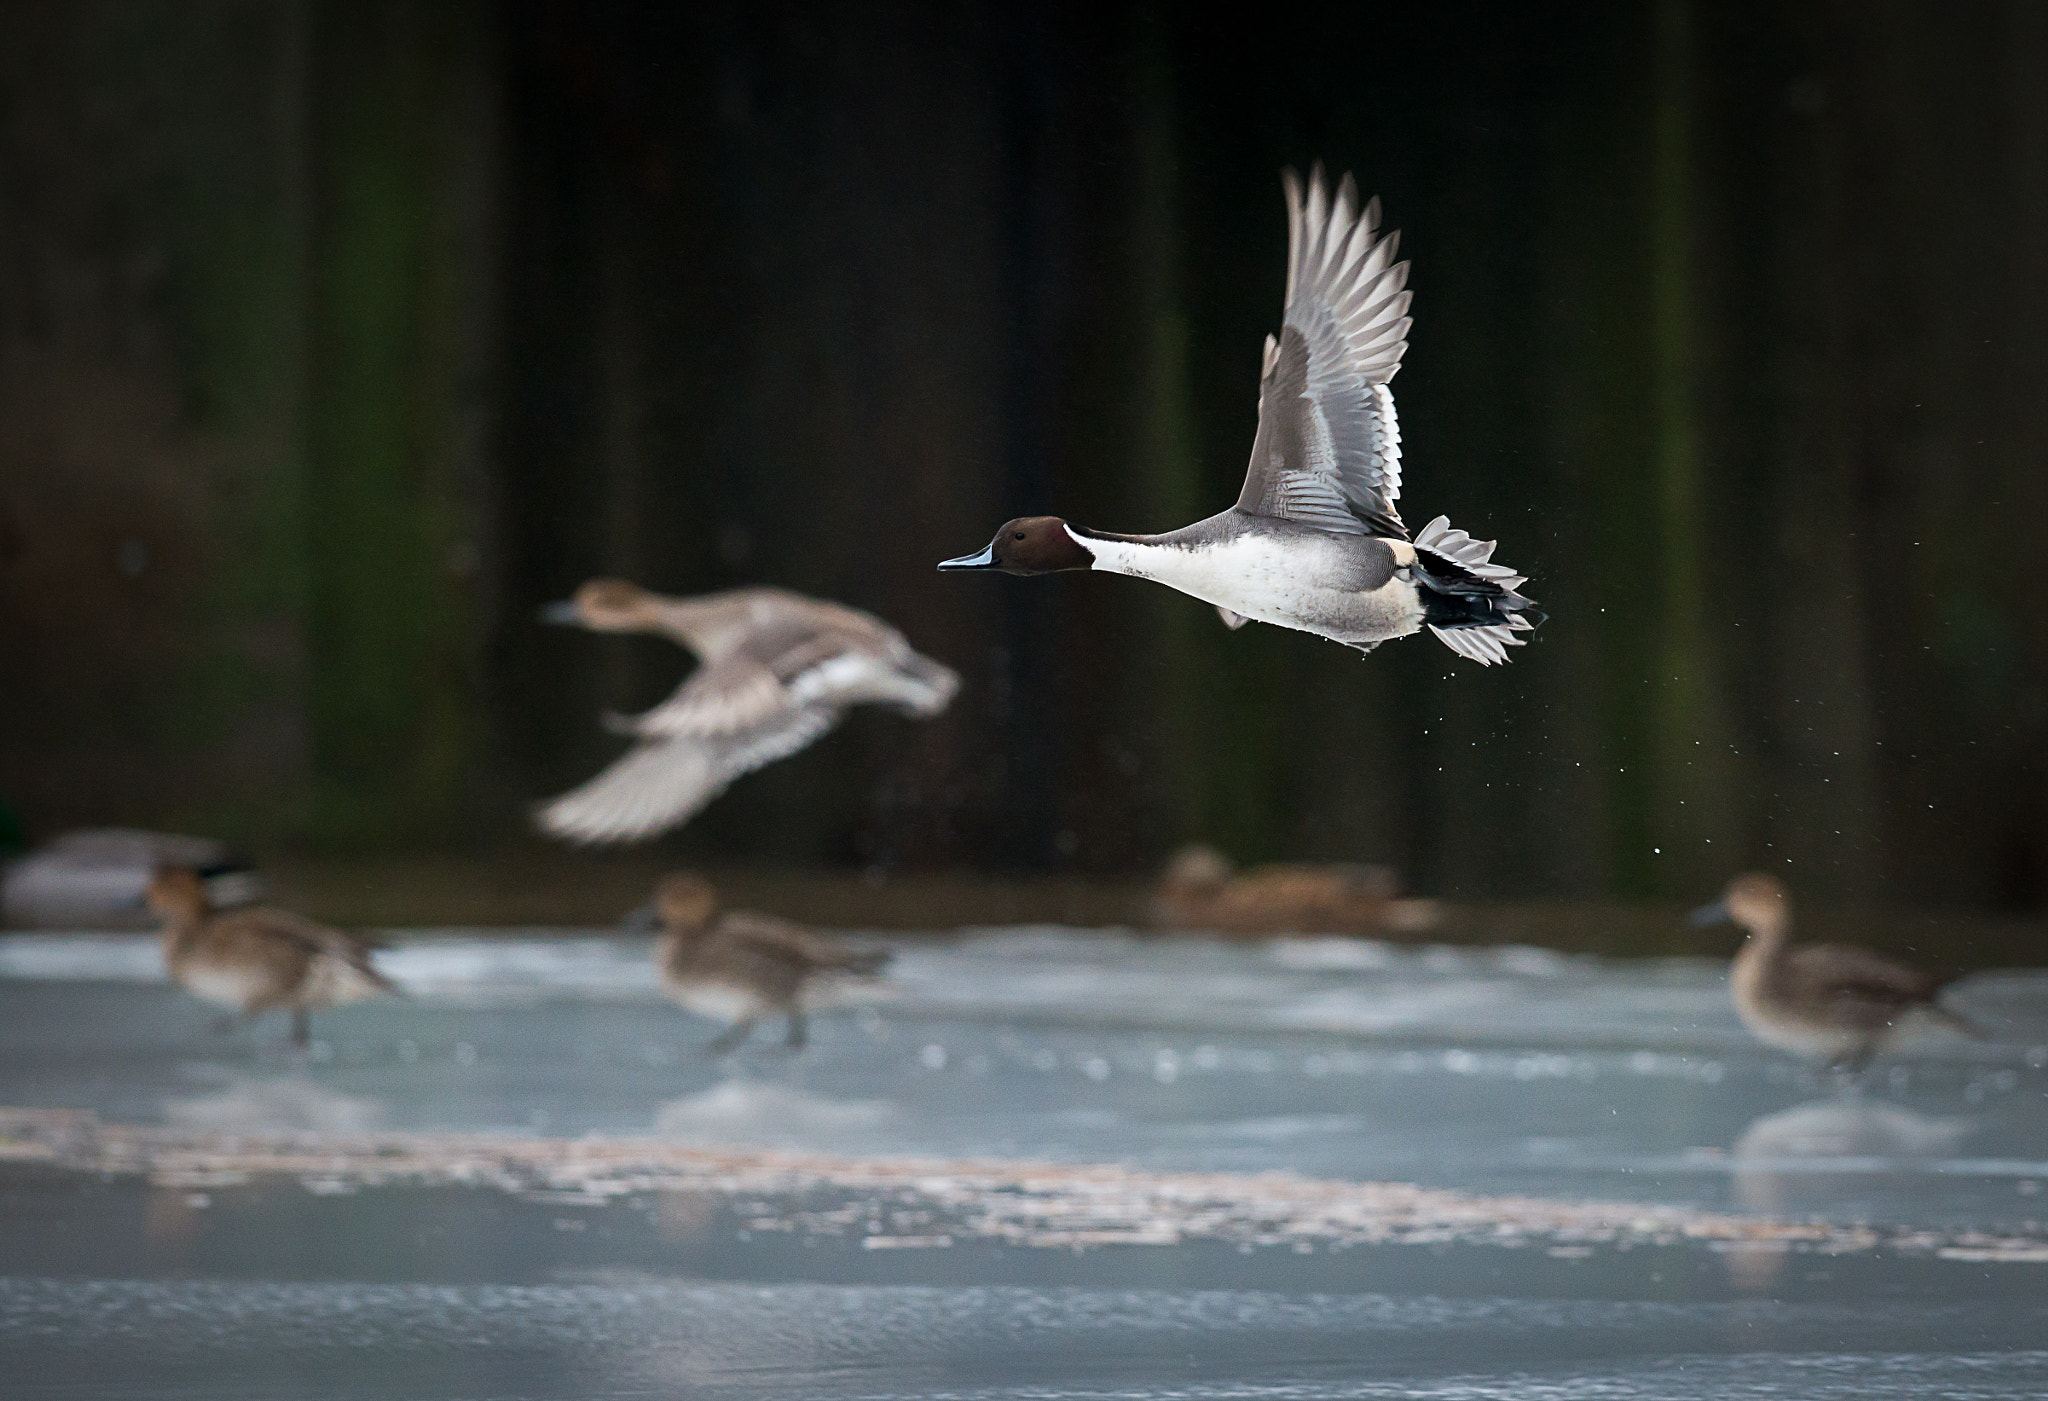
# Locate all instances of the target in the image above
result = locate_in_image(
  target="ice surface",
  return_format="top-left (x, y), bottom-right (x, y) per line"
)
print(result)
top-left (3, 925), bottom-right (2046, 1397)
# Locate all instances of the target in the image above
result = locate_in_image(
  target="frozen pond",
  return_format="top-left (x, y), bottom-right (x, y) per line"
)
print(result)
top-left (4, 927), bottom-right (2047, 1398)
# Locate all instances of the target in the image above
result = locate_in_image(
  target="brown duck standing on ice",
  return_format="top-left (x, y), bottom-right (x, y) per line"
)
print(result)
top-left (1149, 844), bottom-right (1439, 937)
top-left (145, 865), bottom-right (401, 1047)
top-left (1692, 872), bottom-right (1978, 1074)
top-left (632, 873), bottom-right (891, 1054)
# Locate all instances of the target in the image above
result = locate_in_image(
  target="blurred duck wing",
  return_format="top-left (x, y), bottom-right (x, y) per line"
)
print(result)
top-left (536, 706), bottom-right (839, 844)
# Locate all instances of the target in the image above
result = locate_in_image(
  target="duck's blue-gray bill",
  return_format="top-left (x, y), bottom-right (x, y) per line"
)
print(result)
top-left (537, 600), bottom-right (581, 624)
top-left (1688, 901), bottom-right (1730, 928)
top-left (937, 545), bottom-right (996, 571)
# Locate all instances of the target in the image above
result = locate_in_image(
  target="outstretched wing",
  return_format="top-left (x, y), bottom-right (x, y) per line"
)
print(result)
top-left (1237, 166), bottom-right (1410, 539)
top-left (535, 707), bottom-right (839, 845)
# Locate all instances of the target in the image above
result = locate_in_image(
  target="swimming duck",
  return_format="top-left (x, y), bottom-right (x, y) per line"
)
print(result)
top-left (145, 865), bottom-right (400, 1047)
top-left (630, 872), bottom-right (891, 1053)
top-left (1150, 843), bottom-right (1440, 937)
top-left (1692, 872), bottom-right (1977, 1073)
top-left (2, 828), bottom-right (261, 930)
top-left (940, 165), bottom-right (1539, 664)
top-left (536, 579), bottom-right (958, 843)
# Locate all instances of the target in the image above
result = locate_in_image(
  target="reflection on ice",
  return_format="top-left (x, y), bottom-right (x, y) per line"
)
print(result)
top-left (653, 1078), bottom-right (897, 1144)
top-left (1735, 1097), bottom-right (1972, 1170)
top-left (163, 1074), bottom-right (385, 1135)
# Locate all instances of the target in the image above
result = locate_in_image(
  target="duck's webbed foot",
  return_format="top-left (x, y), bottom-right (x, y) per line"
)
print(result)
top-left (290, 1008), bottom-right (311, 1050)
top-left (783, 1011), bottom-right (809, 1052)
top-left (209, 1013), bottom-right (242, 1036)
top-left (703, 1017), bottom-right (759, 1056)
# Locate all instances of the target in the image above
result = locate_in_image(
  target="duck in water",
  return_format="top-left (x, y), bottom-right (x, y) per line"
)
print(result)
top-left (633, 873), bottom-right (890, 1054)
top-left (941, 165), bottom-right (1540, 664)
top-left (1692, 872), bottom-right (1978, 1074)
top-left (146, 865), bottom-right (401, 1048)
top-left (537, 580), bottom-right (957, 843)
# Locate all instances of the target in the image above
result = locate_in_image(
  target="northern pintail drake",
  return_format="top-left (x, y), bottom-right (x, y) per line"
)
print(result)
top-left (1692, 873), bottom-right (1977, 1073)
top-left (145, 865), bottom-right (400, 1047)
top-left (629, 873), bottom-right (891, 1054)
top-left (940, 165), bottom-right (1539, 664)
top-left (1150, 843), bottom-right (1440, 937)
top-left (536, 579), bottom-right (959, 843)
top-left (1, 828), bottom-right (261, 929)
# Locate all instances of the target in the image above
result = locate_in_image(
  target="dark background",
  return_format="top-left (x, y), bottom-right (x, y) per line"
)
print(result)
top-left (2, 0), bottom-right (2045, 912)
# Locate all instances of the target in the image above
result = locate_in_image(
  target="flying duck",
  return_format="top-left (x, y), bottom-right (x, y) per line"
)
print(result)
top-left (629, 872), bottom-right (891, 1054)
top-left (536, 580), bottom-right (958, 843)
top-left (1692, 872), bottom-right (1978, 1073)
top-left (940, 165), bottom-right (1539, 664)
top-left (145, 865), bottom-right (400, 1047)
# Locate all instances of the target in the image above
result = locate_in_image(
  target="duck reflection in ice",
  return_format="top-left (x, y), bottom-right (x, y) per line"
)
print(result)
top-left (1723, 1095), bottom-right (1973, 1289)
top-left (162, 1072), bottom-right (385, 1134)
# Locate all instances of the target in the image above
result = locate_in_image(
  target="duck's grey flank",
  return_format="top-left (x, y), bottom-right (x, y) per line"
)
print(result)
top-left (941, 165), bottom-right (1541, 664)
top-left (536, 580), bottom-right (958, 844)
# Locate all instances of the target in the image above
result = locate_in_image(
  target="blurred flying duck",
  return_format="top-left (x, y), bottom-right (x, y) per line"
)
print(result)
top-left (536, 580), bottom-right (958, 843)
top-left (1693, 873), bottom-right (1978, 1073)
top-left (631, 873), bottom-right (891, 1054)
top-left (146, 865), bottom-right (400, 1048)
top-left (941, 164), bottom-right (1540, 664)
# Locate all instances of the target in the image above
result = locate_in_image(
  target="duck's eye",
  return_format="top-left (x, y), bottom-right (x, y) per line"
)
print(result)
top-left (1014, 531), bottom-right (1026, 540)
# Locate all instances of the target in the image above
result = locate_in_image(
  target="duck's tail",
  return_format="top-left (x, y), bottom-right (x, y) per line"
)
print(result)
top-left (1410, 516), bottom-right (1542, 666)
top-left (1920, 996), bottom-right (1985, 1040)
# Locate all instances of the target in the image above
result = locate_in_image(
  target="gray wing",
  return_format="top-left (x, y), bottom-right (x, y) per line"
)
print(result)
top-left (536, 707), bottom-right (840, 844)
top-left (622, 626), bottom-right (955, 738)
top-left (233, 908), bottom-right (401, 994)
top-left (1785, 944), bottom-right (1943, 1008)
top-left (1237, 166), bottom-right (1410, 539)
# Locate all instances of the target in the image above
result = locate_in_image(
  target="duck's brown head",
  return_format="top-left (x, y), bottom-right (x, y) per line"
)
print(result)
top-left (539, 577), bottom-right (658, 631)
top-left (653, 872), bottom-right (720, 935)
top-left (939, 518), bottom-right (1095, 575)
top-left (1691, 871), bottom-right (1789, 939)
top-left (144, 865), bottom-right (210, 921)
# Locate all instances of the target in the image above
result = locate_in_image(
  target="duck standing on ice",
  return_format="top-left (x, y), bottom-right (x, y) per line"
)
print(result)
top-left (629, 873), bottom-right (891, 1054)
top-left (941, 165), bottom-right (1539, 664)
top-left (1692, 872), bottom-right (1980, 1074)
top-left (145, 865), bottom-right (401, 1048)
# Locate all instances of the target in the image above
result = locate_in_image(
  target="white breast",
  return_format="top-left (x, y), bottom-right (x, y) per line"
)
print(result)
top-left (1079, 531), bottom-right (1418, 642)
top-left (665, 982), bottom-right (768, 1024)
top-left (178, 962), bottom-right (272, 1011)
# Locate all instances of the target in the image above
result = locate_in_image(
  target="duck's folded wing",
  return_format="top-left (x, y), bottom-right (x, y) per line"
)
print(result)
top-left (1785, 943), bottom-right (1943, 1006)
top-left (536, 707), bottom-right (839, 844)
top-left (233, 908), bottom-right (402, 994)
top-left (723, 910), bottom-right (893, 975)
top-left (1237, 166), bottom-right (1410, 540)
